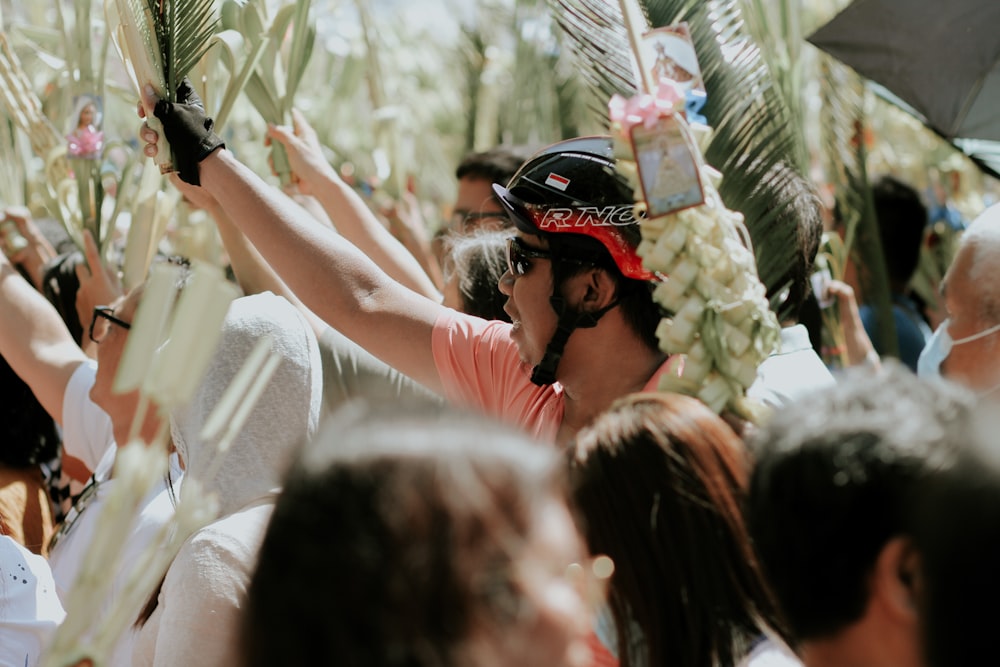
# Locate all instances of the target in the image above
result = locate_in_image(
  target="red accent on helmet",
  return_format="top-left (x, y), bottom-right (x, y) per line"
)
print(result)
top-left (492, 136), bottom-right (660, 281)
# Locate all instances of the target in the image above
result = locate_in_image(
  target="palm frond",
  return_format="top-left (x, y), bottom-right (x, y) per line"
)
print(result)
top-left (283, 0), bottom-right (313, 110)
top-left (550, 0), bottom-right (637, 116)
top-left (549, 0), bottom-right (809, 321)
top-left (219, 0), bottom-right (313, 185)
top-left (158, 0), bottom-right (219, 100)
top-left (203, 28), bottom-right (271, 130)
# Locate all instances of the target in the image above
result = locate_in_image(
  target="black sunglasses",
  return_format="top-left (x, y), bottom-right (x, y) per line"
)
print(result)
top-left (506, 236), bottom-right (555, 276)
top-left (89, 305), bottom-right (132, 344)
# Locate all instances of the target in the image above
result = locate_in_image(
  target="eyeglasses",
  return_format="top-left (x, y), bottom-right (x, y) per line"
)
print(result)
top-left (506, 236), bottom-right (554, 276)
top-left (450, 210), bottom-right (509, 231)
top-left (89, 305), bottom-right (131, 344)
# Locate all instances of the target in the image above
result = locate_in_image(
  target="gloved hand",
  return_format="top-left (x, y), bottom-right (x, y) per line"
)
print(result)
top-left (152, 78), bottom-right (225, 185)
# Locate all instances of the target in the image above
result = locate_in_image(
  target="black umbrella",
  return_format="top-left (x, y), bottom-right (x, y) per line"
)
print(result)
top-left (808, 0), bottom-right (1000, 143)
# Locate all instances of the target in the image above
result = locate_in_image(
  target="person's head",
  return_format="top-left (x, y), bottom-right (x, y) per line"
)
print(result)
top-left (451, 148), bottom-right (525, 232)
top-left (169, 292), bottom-right (322, 517)
top-left (80, 103), bottom-right (96, 127)
top-left (87, 259), bottom-right (191, 447)
top-left (747, 362), bottom-right (972, 667)
top-left (41, 250), bottom-right (85, 345)
top-left (242, 402), bottom-right (595, 667)
top-left (570, 392), bottom-right (787, 667)
top-left (911, 406), bottom-right (1000, 667)
top-left (754, 163), bottom-right (824, 323)
top-left (922, 204), bottom-right (1000, 392)
top-left (872, 175), bottom-right (928, 293)
top-left (492, 136), bottom-right (663, 385)
top-left (70, 97), bottom-right (100, 130)
top-left (88, 286), bottom-right (159, 446)
top-left (441, 228), bottom-right (511, 321)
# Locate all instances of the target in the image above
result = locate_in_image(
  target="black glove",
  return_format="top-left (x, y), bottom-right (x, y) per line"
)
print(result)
top-left (153, 78), bottom-right (225, 185)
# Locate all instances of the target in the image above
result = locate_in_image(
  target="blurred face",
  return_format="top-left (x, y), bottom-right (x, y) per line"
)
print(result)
top-left (470, 499), bottom-right (595, 667)
top-left (452, 177), bottom-right (508, 232)
top-left (940, 241), bottom-right (1000, 391)
top-left (498, 234), bottom-right (559, 366)
top-left (80, 104), bottom-right (96, 127)
top-left (88, 289), bottom-right (157, 445)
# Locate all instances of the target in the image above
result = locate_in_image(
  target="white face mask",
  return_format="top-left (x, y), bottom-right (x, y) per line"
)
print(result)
top-left (917, 318), bottom-right (1000, 378)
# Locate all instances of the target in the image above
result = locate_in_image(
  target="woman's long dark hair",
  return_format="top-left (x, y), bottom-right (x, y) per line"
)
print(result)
top-left (569, 392), bottom-right (789, 667)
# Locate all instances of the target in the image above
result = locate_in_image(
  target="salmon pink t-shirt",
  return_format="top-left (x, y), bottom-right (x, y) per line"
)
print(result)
top-left (431, 310), bottom-right (672, 443)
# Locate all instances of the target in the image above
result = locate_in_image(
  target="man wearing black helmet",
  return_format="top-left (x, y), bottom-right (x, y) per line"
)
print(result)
top-left (141, 92), bottom-right (669, 444)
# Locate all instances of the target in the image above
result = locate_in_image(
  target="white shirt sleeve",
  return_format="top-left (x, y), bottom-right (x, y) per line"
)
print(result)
top-left (61, 360), bottom-right (115, 472)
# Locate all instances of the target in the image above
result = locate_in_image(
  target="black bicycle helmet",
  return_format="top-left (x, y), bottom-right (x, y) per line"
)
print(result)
top-left (493, 137), bottom-right (661, 385)
top-left (493, 136), bottom-right (656, 281)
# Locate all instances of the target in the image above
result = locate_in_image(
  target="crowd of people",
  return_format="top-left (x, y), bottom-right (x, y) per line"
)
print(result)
top-left (0, 70), bottom-right (998, 667)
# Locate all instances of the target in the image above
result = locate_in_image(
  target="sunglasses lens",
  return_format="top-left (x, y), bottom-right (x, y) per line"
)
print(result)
top-left (507, 238), bottom-right (530, 276)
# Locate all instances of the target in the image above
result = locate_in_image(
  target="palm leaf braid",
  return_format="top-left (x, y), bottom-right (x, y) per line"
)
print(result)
top-left (549, 0), bottom-right (808, 321)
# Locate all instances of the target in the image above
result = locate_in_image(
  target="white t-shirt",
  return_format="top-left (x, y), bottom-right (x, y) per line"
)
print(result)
top-left (748, 325), bottom-right (836, 408)
top-left (49, 361), bottom-right (182, 667)
top-left (0, 536), bottom-right (65, 667)
top-left (738, 638), bottom-right (802, 667)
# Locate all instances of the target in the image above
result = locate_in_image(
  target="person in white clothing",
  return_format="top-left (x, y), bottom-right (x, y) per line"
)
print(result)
top-left (0, 535), bottom-right (65, 667)
top-left (747, 164), bottom-right (836, 407)
top-left (0, 229), bottom-right (177, 667)
top-left (917, 203), bottom-right (1000, 394)
top-left (132, 292), bottom-right (322, 667)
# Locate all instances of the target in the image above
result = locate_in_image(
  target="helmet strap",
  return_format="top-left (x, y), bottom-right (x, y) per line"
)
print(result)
top-left (529, 270), bottom-right (620, 386)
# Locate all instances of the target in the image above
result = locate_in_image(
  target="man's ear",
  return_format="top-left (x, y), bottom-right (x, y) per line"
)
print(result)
top-left (572, 268), bottom-right (618, 313)
top-left (872, 536), bottom-right (923, 623)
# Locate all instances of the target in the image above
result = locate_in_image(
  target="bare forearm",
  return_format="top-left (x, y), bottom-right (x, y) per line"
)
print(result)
top-left (210, 200), bottom-right (332, 337)
top-left (309, 174), bottom-right (440, 299)
top-left (0, 258), bottom-right (85, 420)
top-left (198, 149), bottom-right (444, 390)
top-left (210, 202), bottom-right (288, 297)
top-left (841, 313), bottom-right (880, 368)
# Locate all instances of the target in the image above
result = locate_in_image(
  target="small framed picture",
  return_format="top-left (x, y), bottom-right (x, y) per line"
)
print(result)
top-left (66, 94), bottom-right (105, 160)
top-left (641, 23), bottom-right (706, 95)
top-left (631, 114), bottom-right (705, 217)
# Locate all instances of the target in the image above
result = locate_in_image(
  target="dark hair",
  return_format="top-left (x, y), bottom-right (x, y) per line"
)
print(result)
top-left (545, 232), bottom-right (661, 352)
top-left (912, 405), bottom-right (1000, 667)
top-left (0, 353), bottom-right (60, 467)
top-left (753, 163), bottom-right (824, 322)
top-left (570, 392), bottom-right (788, 667)
top-left (443, 229), bottom-right (511, 322)
top-left (455, 148), bottom-right (526, 188)
top-left (41, 250), bottom-right (85, 345)
top-left (747, 362), bottom-right (970, 641)
top-left (241, 402), bottom-right (569, 667)
top-left (872, 175), bottom-right (928, 291)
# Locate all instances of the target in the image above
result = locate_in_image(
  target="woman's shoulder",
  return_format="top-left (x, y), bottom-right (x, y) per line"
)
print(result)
top-left (172, 503), bottom-right (274, 584)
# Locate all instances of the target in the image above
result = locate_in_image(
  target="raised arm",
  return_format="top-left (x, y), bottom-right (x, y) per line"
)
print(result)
top-left (145, 93), bottom-right (448, 394)
top-left (266, 110), bottom-right (441, 300)
top-left (0, 250), bottom-right (86, 422)
top-left (170, 174), bottom-right (330, 336)
top-left (4, 206), bottom-right (57, 289)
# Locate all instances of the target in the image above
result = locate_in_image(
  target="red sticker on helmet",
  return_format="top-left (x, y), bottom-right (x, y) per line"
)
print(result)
top-left (545, 173), bottom-right (570, 191)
